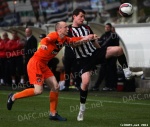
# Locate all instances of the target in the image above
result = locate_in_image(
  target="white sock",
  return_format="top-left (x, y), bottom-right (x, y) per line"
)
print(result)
top-left (80, 103), bottom-right (85, 112)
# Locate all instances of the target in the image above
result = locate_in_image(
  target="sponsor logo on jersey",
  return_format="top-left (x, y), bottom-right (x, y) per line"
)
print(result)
top-left (36, 74), bottom-right (42, 77)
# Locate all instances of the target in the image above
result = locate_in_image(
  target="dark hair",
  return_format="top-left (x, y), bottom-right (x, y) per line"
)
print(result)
top-left (105, 23), bottom-right (112, 28)
top-left (72, 8), bottom-right (86, 16)
top-left (72, 8), bottom-right (85, 21)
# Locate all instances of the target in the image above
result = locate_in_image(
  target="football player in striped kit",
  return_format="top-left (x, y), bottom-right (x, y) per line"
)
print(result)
top-left (67, 8), bottom-right (142, 121)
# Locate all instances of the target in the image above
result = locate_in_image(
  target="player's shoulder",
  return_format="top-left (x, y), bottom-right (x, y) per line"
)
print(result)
top-left (82, 24), bottom-right (91, 30)
top-left (68, 24), bottom-right (90, 28)
top-left (47, 32), bottom-right (58, 40)
top-left (48, 31), bottom-right (57, 36)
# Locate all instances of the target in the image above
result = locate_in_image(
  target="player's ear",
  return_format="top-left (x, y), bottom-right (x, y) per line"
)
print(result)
top-left (72, 15), bottom-right (76, 19)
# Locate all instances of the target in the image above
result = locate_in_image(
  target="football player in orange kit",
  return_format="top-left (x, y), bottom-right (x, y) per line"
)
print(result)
top-left (7, 21), bottom-right (97, 121)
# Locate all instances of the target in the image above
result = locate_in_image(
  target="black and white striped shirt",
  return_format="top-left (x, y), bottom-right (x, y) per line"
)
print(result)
top-left (68, 24), bottom-right (96, 59)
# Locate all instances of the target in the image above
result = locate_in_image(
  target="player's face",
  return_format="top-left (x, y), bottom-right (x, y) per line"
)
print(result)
top-left (61, 22), bottom-right (69, 35)
top-left (105, 25), bottom-right (111, 32)
top-left (73, 12), bottom-right (85, 26)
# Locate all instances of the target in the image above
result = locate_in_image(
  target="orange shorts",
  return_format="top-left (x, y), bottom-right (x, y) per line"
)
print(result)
top-left (27, 57), bottom-right (54, 85)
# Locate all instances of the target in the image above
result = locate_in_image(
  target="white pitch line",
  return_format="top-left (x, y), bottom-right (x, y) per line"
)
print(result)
top-left (60, 97), bottom-right (150, 106)
top-left (1, 92), bottom-right (150, 106)
top-left (39, 95), bottom-right (150, 106)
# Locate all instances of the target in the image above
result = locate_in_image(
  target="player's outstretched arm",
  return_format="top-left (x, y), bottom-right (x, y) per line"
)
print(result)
top-left (67, 34), bottom-right (99, 47)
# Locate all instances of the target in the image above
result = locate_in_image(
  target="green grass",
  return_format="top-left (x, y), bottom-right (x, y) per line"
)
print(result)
top-left (0, 88), bottom-right (150, 127)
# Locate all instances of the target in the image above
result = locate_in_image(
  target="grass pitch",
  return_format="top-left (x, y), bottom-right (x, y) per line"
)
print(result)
top-left (0, 88), bottom-right (150, 127)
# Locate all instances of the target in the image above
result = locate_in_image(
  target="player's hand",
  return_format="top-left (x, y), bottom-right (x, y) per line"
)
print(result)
top-left (93, 34), bottom-right (100, 40)
top-left (40, 45), bottom-right (47, 50)
top-left (86, 34), bottom-right (100, 41)
top-left (87, 34), bottom-right (95, 40)
top-left (81, 34), bottom-right (94, 42)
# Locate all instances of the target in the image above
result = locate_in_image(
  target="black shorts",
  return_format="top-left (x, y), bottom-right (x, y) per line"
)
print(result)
top-left (77, 47), bottom-right (107, 74)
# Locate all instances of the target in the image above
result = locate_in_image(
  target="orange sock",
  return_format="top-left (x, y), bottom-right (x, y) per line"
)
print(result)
top-left (14, 88), bottom-right (35, 100)
top-left (50, 91), bottom-right (58, 115)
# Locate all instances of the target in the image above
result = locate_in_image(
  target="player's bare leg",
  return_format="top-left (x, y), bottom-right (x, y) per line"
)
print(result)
top-left (106, 46), bottom-right (143, 79)
top-left (105, 46), bottom-right (123, 58)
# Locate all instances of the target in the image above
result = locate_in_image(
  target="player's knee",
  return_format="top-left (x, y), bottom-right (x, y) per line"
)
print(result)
top-left (51, 84), bottom-right (60, 91)
top-left (81, 83), bottom-right (89, 90)
top-left (34, 89), bottom-right (43, 95)
top-left (55, 85), bottom-right (60, 91)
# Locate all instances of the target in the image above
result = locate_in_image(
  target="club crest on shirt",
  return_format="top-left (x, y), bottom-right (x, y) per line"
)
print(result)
top-left (36, 78), bottom-right (42, 83)
top-left (36, 74), bottom-right (42, 83)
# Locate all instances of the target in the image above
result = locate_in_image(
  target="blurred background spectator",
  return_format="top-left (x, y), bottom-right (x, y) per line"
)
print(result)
top-left (24, 27), bottom-right (37, 83)
top-left (92, 23), bottom-right (119, 91)
top-left (0, 32), bottom-right (10, 85)
top-left (5, 30), bottom-right (25, 85)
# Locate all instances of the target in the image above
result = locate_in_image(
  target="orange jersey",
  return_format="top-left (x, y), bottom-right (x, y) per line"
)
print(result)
top-left (33, 32), bottom-right (82, 63)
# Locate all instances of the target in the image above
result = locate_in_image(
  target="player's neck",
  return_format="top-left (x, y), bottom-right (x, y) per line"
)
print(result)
top-left (72, 22), bottom-right (81, 27)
